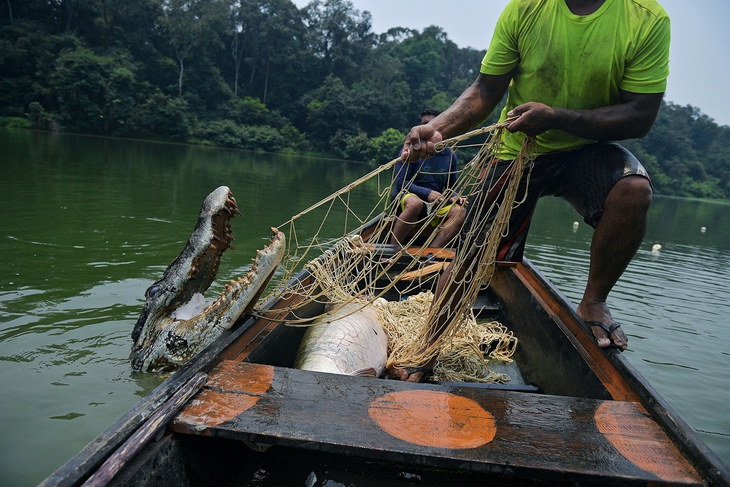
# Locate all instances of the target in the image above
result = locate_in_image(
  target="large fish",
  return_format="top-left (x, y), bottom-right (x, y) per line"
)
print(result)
top-left (294, 299), bottom-right (389, 377)
top-left (130, 186), bottom-right (285, 372)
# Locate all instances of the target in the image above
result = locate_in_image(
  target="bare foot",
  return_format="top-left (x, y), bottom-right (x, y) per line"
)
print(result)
top-left (389, 358), bottom-right (438, 382)
top-left (576, 300), bottom-right (628, 350)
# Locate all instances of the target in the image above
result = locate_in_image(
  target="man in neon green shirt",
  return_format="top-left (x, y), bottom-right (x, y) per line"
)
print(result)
top-left (395, 0), bottom-right (670, 382)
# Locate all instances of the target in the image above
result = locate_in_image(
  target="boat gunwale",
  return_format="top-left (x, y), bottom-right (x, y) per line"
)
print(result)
top-left (38, 279), bottom-right (291, 487)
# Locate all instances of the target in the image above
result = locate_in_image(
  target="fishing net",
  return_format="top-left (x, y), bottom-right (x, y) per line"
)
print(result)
top-left (379, 291), bottom-right (517, 383)
top-left (256, 120), bottom-right (536, 382)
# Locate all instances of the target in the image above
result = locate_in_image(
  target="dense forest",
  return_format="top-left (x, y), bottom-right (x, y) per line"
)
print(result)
top-left (1, 0), bottom-right (729, 199)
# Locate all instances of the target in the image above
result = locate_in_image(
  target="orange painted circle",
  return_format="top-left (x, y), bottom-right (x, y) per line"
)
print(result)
top-left (368, 390), bottom-right (496, 449)
top-left (595, 402), bottom-right (689, 481)
top-left (175, 363), bottom-right (275, 430)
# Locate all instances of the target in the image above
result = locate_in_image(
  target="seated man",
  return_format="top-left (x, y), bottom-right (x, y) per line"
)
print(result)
top-left (389, 109), bottom-right (466, 248)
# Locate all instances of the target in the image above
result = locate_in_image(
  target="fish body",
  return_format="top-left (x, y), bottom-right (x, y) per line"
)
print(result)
top-left (294, 299), bottom-right (388, 377)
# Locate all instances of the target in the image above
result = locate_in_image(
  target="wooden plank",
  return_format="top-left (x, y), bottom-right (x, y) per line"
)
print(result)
top-left (398, 251), bottom-right (503, 281)
top-left (405, 247), bottom-right (455, 260)
top-left (171, 361), bottom-right (702, 486)
top-left (38, 318), bottom-right (257, 487)
top-left (364, 244), bottom-right (455, 261)
top-left (400, 262), bottom-right (447, 281)
top-left (512, 261), bottom-right (730, 487)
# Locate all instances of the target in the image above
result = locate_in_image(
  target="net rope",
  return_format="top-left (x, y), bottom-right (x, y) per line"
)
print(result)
top-left (255, 120), bottom-right (536, 381)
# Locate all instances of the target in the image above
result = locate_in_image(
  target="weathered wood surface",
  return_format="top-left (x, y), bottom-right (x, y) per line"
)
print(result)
top-left (362, 244), bottom-right (456, 260)
top-left (171, 360), bottom-right (703, 486)
top-left (404, 247), bottom-right (455, 259)
top-left (81, 373), bottom-right (208, 487)
top-left (37, 325), bottom-right (249, 487)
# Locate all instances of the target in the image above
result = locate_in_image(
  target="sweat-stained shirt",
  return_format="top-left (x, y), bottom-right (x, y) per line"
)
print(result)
top-left (480, 0), bottom-right (671, 159)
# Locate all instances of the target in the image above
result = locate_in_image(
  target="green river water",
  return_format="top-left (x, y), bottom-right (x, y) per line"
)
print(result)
top-left (0, 128), bottom-right (728, 485)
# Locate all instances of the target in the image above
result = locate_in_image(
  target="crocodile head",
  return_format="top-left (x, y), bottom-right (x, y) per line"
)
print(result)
top-left (131, 186), bottom-right (285, 372)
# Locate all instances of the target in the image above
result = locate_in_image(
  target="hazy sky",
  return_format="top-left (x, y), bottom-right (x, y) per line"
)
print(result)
top-left (293, 0), bottom-right (730, 127)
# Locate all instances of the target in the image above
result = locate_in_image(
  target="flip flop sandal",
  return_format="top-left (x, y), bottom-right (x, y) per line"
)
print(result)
top-left (586, 320), bottom-right (622, 348)
top-left (402, 366), bottom-right (436, 383)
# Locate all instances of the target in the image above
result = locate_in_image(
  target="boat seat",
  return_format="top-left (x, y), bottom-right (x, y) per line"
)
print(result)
top-left (170, 360), bottom-right (703, 486)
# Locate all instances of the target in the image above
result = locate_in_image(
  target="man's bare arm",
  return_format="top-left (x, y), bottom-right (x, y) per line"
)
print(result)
top-left (507, 90), bottom-right (664, 140)
top-left (402, 72), bottom-right (513, 162)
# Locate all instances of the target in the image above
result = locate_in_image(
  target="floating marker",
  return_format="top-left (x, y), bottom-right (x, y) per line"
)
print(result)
top-left (700, 226), bottom-right (706, 233)
top-left (652, 244), bottom-right (662, 252)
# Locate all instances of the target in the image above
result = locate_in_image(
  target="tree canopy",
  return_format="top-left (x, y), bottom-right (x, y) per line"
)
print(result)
top-left (1, 0), bottom-right (728, 199)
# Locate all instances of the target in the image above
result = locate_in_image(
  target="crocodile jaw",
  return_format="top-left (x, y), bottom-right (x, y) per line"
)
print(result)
top-left (132, 229), bottom-right (284, 372)
top-left (130, 185), bottom-right (285, 372)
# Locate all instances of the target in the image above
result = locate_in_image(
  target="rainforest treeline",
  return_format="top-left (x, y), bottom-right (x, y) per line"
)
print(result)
top-left (1, 0), bottom-right (729, 199)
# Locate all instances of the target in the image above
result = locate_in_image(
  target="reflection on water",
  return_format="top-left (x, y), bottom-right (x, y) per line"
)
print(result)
top-left (0, 128), bottom-right (728, 485)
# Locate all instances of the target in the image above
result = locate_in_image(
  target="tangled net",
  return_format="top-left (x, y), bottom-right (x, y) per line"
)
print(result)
top-left (256, 120), bottom-right (536, 382)
top-left (380, 291), bottom-right (517, 383)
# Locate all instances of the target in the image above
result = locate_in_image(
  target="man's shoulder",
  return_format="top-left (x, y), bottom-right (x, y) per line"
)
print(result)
top-left (625, 0), bottom-right (669, 20)
top-left (504, 0), bottom-right (544, 15)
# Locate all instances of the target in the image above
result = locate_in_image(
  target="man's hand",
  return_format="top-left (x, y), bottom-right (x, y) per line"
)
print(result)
top-left (400, 73), bottom-right (513, 162)
top-left (507, 91), bottom-right (663, 141)
top-left (507, 102), bottom-right (556, 136)
top-left (401, 124), bottom-right (443, 162)
top-left (426, 190), bottom-right (443, 203)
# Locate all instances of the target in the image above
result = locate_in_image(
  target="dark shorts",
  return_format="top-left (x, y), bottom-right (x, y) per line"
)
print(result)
top-left (462, 141), bottom-right (651, 261)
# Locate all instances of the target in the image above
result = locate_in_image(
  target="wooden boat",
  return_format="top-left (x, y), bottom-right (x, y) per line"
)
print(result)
top-left (41, 220), bottom-right (729, 487)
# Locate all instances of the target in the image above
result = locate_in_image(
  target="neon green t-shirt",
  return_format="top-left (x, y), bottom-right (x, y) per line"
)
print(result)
top-left (481, 0), bottom-right (671, 158)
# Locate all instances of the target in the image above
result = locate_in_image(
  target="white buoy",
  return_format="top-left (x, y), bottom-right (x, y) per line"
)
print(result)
top-left (700, 226), bottom-right (707, 233)
top-left (652, 244), bottom-right (662, 252)
top-left (572, 221), bottom-right (579, 233)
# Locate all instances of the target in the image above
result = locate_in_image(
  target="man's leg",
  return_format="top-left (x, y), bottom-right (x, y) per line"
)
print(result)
top-left (389, 195), bottom-right (425, 246)
top-left (575, 175), bottom-right (652, 349)
top-left (430, 204), bottom-right (466, 248)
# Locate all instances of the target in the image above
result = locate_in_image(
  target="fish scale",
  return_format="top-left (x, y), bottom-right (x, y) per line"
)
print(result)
top-left (294, 300), bottom-right (389, 377)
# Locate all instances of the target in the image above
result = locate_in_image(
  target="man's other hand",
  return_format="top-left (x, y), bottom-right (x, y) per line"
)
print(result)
top-left (507, 102), bottom-right (556, 136)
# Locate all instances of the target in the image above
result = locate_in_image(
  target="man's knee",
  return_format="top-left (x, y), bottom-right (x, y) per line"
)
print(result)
top-left (447, 204), bottom-right (466, 225)
top-left (402, 194), bottom-right (424, 211)
top-left (399, 195), bottom-right (425, 220)
top-left (610, 176), bottom-right (652, 212)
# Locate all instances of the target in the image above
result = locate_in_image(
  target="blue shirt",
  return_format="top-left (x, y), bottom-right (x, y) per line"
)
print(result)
top-left (391, 149), bottom-right (459, 202)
